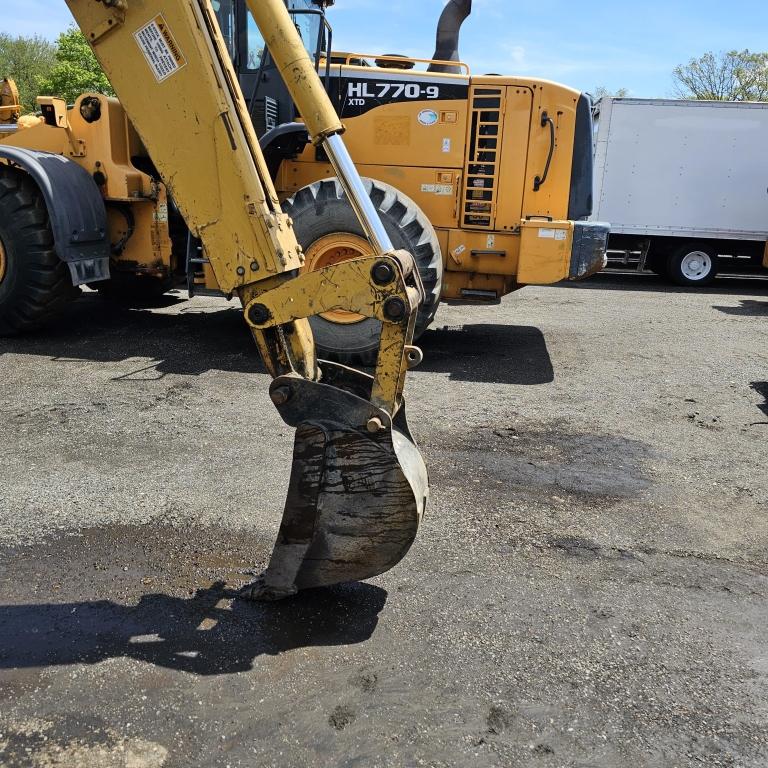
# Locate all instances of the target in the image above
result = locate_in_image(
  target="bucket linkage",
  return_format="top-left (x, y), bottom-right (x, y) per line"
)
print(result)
top-left (240, 248), bottom-right (429, 601)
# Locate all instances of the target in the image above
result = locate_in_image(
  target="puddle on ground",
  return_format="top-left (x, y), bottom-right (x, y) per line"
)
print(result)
top-left (430, 423), bottom-right (654, 502)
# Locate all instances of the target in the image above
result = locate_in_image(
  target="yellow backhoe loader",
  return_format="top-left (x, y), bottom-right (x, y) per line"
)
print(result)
top-left (0, 0), bottom-right (428, 600)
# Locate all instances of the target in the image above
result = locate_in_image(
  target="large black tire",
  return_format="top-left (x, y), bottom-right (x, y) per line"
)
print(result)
top-left (666, 242), bottom-right (719, 287)
top-left (0, 167), bottom-right (76, 335)
top-left (283, 178), bottom-right (443, 365)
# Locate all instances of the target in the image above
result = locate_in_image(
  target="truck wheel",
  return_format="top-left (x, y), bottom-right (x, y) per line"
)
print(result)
top-left (0, 167), bottom-right (76, 335)
top-left (283, 178), bottom-right (443, 365)
top-left (667, 243), bottom-right (718, 286)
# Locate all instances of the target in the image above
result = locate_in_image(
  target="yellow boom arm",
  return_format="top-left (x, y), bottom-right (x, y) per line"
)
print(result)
top-left (64, 0), bottom-right (428, 599)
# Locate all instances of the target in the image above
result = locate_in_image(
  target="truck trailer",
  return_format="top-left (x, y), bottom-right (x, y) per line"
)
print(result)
top-left (592, 97), bottom-right (768, 285)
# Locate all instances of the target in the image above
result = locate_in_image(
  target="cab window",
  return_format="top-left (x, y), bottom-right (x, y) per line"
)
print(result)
top-left (244, 2), bottom-right (322, 72)
top-left (288, 0), bottom-right (322, 61)
top-left (211, 0), bottom-right (237, 62)
top-left (246, 12), bottom-right (266, 70)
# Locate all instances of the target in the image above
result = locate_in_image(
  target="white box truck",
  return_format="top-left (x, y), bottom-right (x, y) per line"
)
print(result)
top-left (592, 98), bottom-right (768, 285)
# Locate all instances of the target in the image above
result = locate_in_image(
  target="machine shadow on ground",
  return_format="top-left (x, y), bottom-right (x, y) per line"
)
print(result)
top-left (417, 324), bottom-right (554, 385)
top-left (0, 293), bottom-right (264, 377)
top-left (0, 294), bottom-right (555, 386)
top-left (0, 582), bottom-right (387, 677)
top-left (713, 299), bottom-right (768, 316)
top-left (561, 271), bottom-right (768, 296)
top-left (751, 382), bottom-right (768, 423)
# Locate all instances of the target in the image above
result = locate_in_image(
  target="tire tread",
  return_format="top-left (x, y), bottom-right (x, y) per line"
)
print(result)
top-left (0, 166), bottom-right (76, 335)
top-left (283, 178), bottom-right (443, 364)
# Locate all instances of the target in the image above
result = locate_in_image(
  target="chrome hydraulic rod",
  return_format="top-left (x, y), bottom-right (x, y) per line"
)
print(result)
top-left (246, 0), bottom-right (393, 255)
top-left (323, 134), bottom-right (394, 253)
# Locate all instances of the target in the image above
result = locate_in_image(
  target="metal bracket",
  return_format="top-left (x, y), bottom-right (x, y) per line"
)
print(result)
top-left (243, 252), bottom-right (419, 330)
top-left (243, 251), bottom-right (422, 417)
top-left (87, 1), bottom-right (127, 44)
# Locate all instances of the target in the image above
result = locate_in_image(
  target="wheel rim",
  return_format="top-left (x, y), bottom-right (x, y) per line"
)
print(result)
top-left (680, 251), bottom-right (712, 281)
top-left (0, 234), bottom-right (7, 286)
top-left (303, 233), bottom-right (374, 324)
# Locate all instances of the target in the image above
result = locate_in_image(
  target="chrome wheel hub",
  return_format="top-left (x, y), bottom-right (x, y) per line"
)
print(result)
top-left (680, 251), bottom-right (712, 281)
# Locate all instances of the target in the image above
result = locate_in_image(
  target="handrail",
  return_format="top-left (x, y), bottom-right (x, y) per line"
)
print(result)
top-left (338, 52), bottom-right (470, 75)
top-left (533, 112), bottom-right (556, 192)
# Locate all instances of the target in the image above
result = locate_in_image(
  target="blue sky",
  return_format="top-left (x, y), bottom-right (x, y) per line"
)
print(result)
top-left (5, 0), bottom-right (768, 97)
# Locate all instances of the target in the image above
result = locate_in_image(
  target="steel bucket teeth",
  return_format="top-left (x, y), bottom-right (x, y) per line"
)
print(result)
top-left (240, 371), bottom-right (428, 601)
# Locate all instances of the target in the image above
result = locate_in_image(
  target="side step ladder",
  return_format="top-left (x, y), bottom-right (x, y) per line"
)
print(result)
top-left (185, 234), bottom-right (216, 298)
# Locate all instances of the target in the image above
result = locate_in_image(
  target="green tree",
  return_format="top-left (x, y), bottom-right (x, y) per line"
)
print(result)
top-left (0, 33), bottom-right (56, 112)
top-left (37, 27), bottom-right (114, 105)
top-left (592, 86), bottom-right (630, 101)
top-left (673, 50), bottom-right (768, 101)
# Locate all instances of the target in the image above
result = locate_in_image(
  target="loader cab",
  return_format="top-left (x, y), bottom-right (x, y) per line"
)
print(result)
top-left (213, 0), bottom-right (332, 134)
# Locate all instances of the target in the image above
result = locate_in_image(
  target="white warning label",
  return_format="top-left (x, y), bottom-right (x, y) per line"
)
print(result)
top-left (538, 228), bottom-right (567, 241)
top-left (134, 15), bottom-right (187, 83)
top-left (421, 183), bottom-right (453, 196)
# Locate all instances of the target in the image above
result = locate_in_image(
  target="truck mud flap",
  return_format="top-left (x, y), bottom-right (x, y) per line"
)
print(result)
top-left (570, 221), bottom-right (610, 280)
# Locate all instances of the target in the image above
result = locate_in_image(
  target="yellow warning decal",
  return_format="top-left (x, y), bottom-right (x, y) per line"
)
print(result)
top-left (134, 15), bottom-right (187, 83)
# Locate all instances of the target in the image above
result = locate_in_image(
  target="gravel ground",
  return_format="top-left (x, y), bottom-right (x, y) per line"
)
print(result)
top-left (0, 273), bottom-right (767, 767)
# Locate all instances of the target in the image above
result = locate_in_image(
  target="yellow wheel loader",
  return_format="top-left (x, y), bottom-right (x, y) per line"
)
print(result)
top-left (0, 0), bottom-right (428, 600)
top-left (0, 0), bottom-right (608, 363)
top-left (0, 79), bottom-right (21, 126)
top-left (230, 0), bottom-right (608, 362)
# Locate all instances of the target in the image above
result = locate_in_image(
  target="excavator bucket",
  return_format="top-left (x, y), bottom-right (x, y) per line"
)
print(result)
top-left (241, 366), bottom-right (429, 601)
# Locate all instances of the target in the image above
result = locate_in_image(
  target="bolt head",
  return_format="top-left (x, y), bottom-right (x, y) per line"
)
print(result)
top-left (372, 260), bottom-right (396, 286)
top-left (270, 386), bottom-right (292, 407)
top-left (250, 261), bottom-right (260, 272)
top-left (248, 303), bottom-right (272, 326)
top-left (383, 296), bottom-right (407, 322)
top-left (366, 417), bottom-right (384, 433)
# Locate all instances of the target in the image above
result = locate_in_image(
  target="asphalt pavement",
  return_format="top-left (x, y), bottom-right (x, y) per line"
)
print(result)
top-left (1, 273), bottom-right (767, 767)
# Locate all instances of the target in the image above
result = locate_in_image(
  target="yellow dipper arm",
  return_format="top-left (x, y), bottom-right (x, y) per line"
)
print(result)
top-left (63, 0), bottom-right (428, 600)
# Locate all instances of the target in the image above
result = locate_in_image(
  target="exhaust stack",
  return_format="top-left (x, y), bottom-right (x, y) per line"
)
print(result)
top-left (427, 0), bottom-right (472, 74)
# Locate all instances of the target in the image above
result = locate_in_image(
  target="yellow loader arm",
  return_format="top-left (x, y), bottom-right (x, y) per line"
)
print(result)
top-left (65, 0), bottom-right (428, 599)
